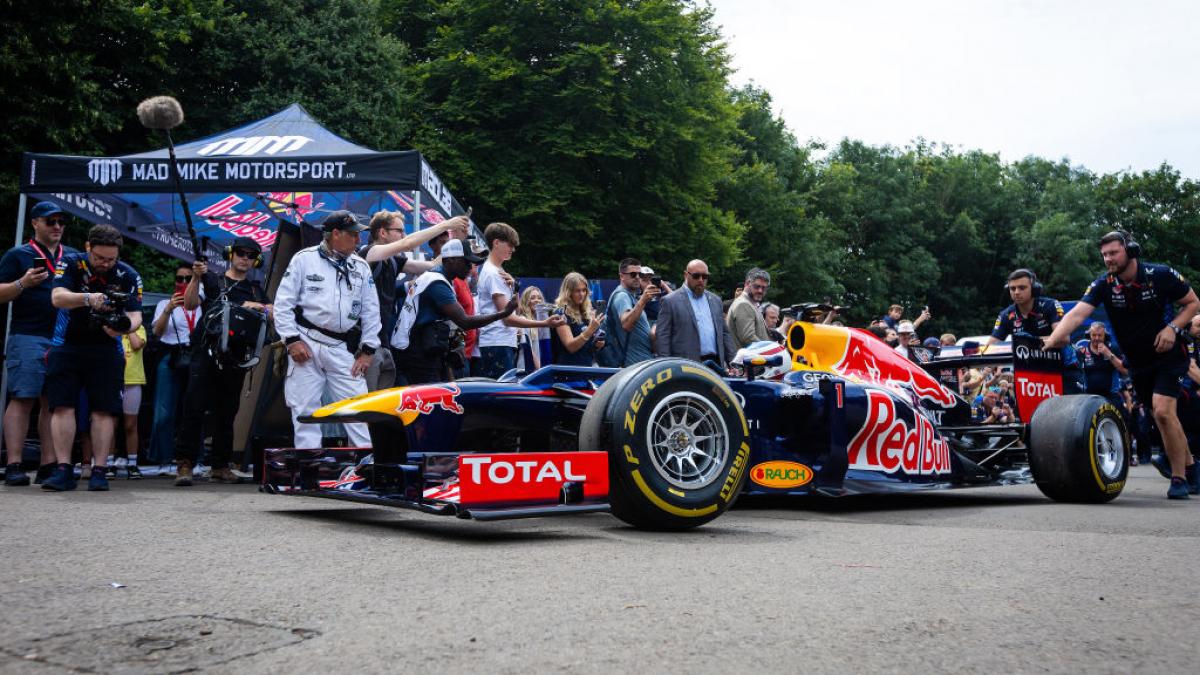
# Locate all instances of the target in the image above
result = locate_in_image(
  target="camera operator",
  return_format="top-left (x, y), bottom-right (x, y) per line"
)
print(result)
top-left (0, 202), bottom-right (76, 486)
top-left (41, 225), bottom-right (143, 491)
top-left (1044, 232), bottom-right (1200, 498)
top-left (275, 212), bottom-right (381, 450)
top-left (393, 240), bottom-right (517, 385)
top-left (172, 237), bottom-right (271, 487)
top-left (988, 268), bottom-right (1083, 393)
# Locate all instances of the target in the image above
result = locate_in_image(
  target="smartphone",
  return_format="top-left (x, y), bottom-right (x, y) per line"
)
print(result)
top-left (592, 299), bottom-right (606, 314)
top-left (31, 256), bottom-right (47, 270)
top-left (650, 275), bottom-right (661, 287)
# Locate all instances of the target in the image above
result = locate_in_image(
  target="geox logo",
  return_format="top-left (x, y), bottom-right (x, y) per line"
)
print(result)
top-left (87, 159), bottom-right (123, 186)
top-left (196, 135), bottom-right (314, 157)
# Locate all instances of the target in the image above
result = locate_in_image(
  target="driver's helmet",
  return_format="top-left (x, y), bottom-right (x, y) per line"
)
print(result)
top-left (732, 341), bottom-right (792, 380)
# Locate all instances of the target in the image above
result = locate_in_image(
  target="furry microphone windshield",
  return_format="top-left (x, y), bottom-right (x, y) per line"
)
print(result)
top-left (136, 96), bottom-right (184, 131)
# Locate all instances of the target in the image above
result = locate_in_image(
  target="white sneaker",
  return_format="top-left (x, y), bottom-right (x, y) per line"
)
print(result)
top-left (81, 465), bottom-right (92, 480)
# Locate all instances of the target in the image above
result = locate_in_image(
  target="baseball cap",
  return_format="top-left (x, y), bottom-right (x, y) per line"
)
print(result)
top-left (230, 236), bottom-right (262, 255)
top-left (440, 238), bottom-right (485, 264)
top-left (30, 202), bottom-right (65, 219)
top-left (923, 337), bottom-right (941, 349)
top-left (322, 210), bottom-right (367, 233)
top-left (898, 321), bottom-right (915, 333)
top-left (640, 266), bottom-right (655, 276)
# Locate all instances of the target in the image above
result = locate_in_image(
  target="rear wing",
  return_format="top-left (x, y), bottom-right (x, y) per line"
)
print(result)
top-left (922, 334), bottom-right (1066, 419)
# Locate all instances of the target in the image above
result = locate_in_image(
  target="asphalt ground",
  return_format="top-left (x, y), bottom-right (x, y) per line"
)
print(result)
top-left (1, 464), bottom-right (1196, 674)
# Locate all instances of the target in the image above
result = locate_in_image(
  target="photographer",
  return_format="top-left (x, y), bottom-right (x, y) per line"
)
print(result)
top-left (172, 237), bottom-right (271, 487)
top-left (42, 225), bottom-right (143, 492)
top-left (972, 387), bottom-right (1014, 424)
top-left (0, 202), bottom-right (76, 486)
top-left (393, 239), bottom-right (517, 385)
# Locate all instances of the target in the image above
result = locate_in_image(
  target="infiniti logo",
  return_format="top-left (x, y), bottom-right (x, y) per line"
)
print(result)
top-left (1015, 345), bottom-right (1030, 359)
top-left (87, 159), bottom-right (123, 186)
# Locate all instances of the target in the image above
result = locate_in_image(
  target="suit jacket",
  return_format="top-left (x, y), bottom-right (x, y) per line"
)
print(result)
top-left (727, 294), bottom-right (769, 349)
top-left (656, 287), bottom-right (738, 366)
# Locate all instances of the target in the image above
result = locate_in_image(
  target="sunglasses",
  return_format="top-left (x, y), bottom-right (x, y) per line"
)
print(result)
top-left (690, 272), bottom-right (709, 280)
top-left (44, 218), bottom-right (67, 226)
top-left (232, 249), bottom-right (258, 259)
top-left (175, 275), bottom-right (194, 284)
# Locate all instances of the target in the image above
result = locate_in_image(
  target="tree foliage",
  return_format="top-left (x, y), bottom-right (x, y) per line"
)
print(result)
top-left (1, 0), bottom-right (1197, 336)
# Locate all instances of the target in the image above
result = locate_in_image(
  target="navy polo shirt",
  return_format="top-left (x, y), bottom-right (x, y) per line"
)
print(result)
top-left (0, 242), bottom-right (78, 337)
top-left (52, 253), bottom-right (143, 346)
top-left (1080, 262), bottom-right (1191, 368)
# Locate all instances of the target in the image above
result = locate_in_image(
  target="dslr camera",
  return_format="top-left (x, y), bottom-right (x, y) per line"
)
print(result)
top-left (89, 290), bottom-right (132, 333)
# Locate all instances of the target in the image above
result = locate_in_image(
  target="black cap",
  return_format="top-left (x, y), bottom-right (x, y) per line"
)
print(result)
top-left (322, 210), bottom-right (367, 233)
top-left (230, 236), bottom-right (262, 255)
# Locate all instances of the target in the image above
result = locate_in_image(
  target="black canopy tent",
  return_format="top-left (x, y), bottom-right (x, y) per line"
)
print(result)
top-left (8, 104), bottom-right (471, 458)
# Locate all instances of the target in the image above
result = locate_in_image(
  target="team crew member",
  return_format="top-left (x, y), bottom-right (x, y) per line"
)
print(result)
top-left (43, 225), bottom-right (144, 491)
top-left (1076, 322), bottom-right (1128, 406)
top-left (1044, 231), bottom-right (1200, 499)
top-left (275, 211), bottom-right (381, 449)
top-left (392, 239), bottom-right (516, 385)
top-left (0, 202), bottom-right (76, 485)
top-left (172, 237), bottom-right (272, 487)
top-left (1181, 315), bottom-right (1200, 480)
top-left (988, 268), bottom-right (1083, 393)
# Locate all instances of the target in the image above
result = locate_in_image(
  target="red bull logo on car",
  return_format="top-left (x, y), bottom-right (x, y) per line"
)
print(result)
top-left (834, 331), bottom-right (958, 408)
top-left (848, 390), bottom-right (952, 475)
top-left (396, 384), bottom-right (464, 415)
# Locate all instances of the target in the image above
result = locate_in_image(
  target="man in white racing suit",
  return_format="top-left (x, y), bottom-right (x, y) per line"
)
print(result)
top-left (274, 211), bottom-right (382, 448)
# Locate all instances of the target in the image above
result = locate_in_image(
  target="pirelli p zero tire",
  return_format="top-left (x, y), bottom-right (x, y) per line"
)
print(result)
top-left (1028, 395), bottom-right (1129, 503)
top-left (579, 358), bottom-right (751, 530)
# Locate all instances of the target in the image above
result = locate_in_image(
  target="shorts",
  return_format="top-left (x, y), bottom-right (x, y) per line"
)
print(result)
top-left (4, 333), bottom-right (52, 398)
top-left (1129, 351), bottom-right (1189, 405)
top-left (122, 385), bottom-right (143, 416)
top-left (45, 345), bottom-right (125, 415)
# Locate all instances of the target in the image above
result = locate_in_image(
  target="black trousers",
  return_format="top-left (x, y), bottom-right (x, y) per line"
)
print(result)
top-left (174, 348), bottom-right (249, 466)
top-left (392, 347), bottom-right (447, 386)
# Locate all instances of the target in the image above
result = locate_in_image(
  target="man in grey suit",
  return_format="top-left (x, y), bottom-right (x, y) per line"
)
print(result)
top-left (656, 259), bottom-right (738, 367)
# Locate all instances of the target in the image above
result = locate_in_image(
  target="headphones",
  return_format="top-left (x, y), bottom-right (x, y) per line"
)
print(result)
top-left (224, 244), bottom-right (263, 268)
top-left (1101, 230), bottom-right (1141, 259)
top-left (1004, 269), bottom-right (1043, 297)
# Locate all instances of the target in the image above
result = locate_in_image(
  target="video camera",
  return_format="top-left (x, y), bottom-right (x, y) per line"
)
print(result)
top-left (89, 290), bottom-right (132, 333)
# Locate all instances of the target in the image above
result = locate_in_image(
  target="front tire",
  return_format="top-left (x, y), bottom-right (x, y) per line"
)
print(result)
top-left (1028, 395), bottom-right (1129, 503)
top-left (579, 359), bottom-right (751, 530)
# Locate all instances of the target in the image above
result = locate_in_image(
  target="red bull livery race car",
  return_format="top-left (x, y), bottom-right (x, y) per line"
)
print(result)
top-left (263, 318), bottom-right (1130, 530)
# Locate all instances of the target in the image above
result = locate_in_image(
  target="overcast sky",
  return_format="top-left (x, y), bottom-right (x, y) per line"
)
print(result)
top-left (707, 0), bottom-right (1200, 177)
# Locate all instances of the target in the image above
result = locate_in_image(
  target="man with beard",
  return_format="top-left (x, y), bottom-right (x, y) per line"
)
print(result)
top-left (727, 267), bottom-right (771, 349)
top-left (1044, 232), bottom-right (1200, 498)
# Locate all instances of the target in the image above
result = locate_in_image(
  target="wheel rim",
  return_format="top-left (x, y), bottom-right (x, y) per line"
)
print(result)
top-left (1094, 417), bottom-right (1125, 480)
top-left (645, 391), bottom-right (730, 490)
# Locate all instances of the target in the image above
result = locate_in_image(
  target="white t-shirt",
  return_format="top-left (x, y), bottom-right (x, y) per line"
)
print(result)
top-left (475, 260), bottom-right (516, 348)
top-left (153, 296), bottom-right (202, 346)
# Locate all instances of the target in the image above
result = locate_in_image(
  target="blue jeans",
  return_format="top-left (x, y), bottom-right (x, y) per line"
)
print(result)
top-left (477, 346), bottom-right (516, 379)
top-left (148, 358), bottom-right (189, 465)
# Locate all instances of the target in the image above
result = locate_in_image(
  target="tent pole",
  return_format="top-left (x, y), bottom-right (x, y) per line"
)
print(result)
top-left (412, 191), bottom-right (422, 259)
top-left (1, 194), bottom-right (28, 450)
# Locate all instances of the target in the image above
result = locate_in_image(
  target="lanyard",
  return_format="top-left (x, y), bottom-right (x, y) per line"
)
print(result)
top-left (183, 308), bottom-right (196, 332)
top-left (27, 239), bottom-right (62, 274)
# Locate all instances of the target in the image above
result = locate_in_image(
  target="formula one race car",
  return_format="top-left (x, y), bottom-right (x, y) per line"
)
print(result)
top-left (263, 321), bottom-right (1130, 530)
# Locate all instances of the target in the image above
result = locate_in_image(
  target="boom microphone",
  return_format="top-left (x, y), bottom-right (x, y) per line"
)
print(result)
top-left (137, 95), bottom-right (201, 261)
top-left (136, 96), bottom-right (185, 130)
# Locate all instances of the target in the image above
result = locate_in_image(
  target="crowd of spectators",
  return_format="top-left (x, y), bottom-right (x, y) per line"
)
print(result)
top-left (3, 203), bottom-right (1198, 499)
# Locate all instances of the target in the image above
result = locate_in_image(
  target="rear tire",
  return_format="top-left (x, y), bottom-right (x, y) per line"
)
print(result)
top-left (1028, 395), bottom-right (1129, 503)
top-left (579, 358), bottom-right (751, 530)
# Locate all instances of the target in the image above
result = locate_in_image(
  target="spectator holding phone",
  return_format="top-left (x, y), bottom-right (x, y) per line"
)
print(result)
top-left (552, 272), bottom-right (605, 366)
top-left (972, 387), bottom-right (1014, 424)
top-left (147, 262), bottom-right (198, 471)
top-left (0, 202), bottom-right (77, 485)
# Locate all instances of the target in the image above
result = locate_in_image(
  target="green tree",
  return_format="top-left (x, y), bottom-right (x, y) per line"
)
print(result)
top-left (385, 0), bottom-right (743, 278)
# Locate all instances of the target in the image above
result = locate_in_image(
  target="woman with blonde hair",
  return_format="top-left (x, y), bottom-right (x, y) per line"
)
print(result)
top-left (514, 286), bottom-right (547, 371)
top-left (552, 272), bottom-right (606, 366)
